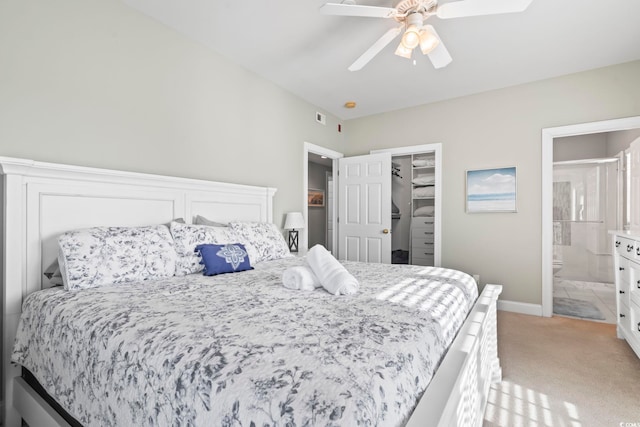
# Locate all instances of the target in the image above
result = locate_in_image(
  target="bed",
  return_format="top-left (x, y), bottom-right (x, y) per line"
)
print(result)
top-left (0, 156), bottom-right (502, 427)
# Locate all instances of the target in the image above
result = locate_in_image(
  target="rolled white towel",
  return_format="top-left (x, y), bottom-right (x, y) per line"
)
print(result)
top-left (307, 244), bottom-right (359, 295)
top-left (282, 266), bottom-right (321, 291)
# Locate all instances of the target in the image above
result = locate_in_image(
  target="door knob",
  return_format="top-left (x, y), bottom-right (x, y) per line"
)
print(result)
top-left (382, 229), bottom-right (389, 234)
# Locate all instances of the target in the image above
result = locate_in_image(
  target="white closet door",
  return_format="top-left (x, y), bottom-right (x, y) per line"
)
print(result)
top-left (338, 153), bottom-right (392, 263)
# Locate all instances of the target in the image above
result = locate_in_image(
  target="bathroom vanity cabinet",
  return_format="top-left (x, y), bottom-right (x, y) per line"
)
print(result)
top-left (611, 231), bottom-right (640, 359)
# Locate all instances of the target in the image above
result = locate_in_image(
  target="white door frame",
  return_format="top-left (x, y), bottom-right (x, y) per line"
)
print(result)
top-left (541, 116), bottom-right (640, 317)
top-left (303, 142), bottom-right (343, 254)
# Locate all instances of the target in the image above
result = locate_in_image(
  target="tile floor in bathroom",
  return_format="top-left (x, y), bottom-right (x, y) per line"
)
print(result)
top-left (553, 278), bottom-right (616, 324)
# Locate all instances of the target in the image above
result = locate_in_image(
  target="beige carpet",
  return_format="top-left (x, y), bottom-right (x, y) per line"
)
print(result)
top-left (483, 311), bottom-right (640, 426)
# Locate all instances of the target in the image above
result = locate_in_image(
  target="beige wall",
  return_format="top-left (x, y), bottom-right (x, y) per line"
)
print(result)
top-left (0, 0), bottom-right (344, 227)
top-left (554, 134), bottom-right (608, 162)
top-left (607, 129), bottom-right (640, 156)
top-left (3, 1), bottom-right (640, 306)
top-left (344, 60), bottom-right (640, 304)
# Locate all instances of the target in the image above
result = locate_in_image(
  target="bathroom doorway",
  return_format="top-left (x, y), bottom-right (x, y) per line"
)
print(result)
top-left (542, 117), bottom-right (640, 318)
top-left (551, 132), bottom-right (637, 323)
top-left (552, 155), bottom-right (619, 323)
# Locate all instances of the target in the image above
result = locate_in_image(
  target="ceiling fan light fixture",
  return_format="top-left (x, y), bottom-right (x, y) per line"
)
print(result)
top-left (419, 27), bottom-right (439, 54)
top-left (394, 42), bottom-right (413, 59)
top-left (400, 24), bottom-right (421, 49)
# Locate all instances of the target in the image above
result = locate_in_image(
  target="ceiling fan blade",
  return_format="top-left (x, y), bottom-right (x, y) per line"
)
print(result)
top-left (436, 0), bottom-right (533, 19)
top-left (424, 25), bottom-right (452, 69)
top-left (348, 26), bottom-right (402, 71)
top-left (320, 2), bottom-right (397, 18)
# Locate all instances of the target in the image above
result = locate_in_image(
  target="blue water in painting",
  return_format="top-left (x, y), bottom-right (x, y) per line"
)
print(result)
top-left (467, 192), bottom-right (516, 201)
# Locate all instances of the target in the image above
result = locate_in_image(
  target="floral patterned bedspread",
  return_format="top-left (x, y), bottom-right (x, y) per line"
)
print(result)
top-left (12, 258), bottom-right (478, 427)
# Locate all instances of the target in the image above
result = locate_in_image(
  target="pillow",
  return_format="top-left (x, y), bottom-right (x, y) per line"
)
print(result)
top-left (169, 221), bottom-right (253, 275)
top-left (229, 221), bottom-right (291, 263)
top-left (195, 243), bottom-right (253, 276)
top-left (414, 205), bottom-right (435, 217)
top-left (58, 225), bottom-right (177, 291)
top-left (164, 217), bottom-right (185, 227)
top-left (413, 186), bottom-right (435, 198)
top-left (412, 175), bottom-right (435, 186)
top-left (412, 159), bottom-right (434, 167)
top-left (194, 215), bottom-right (228, 227)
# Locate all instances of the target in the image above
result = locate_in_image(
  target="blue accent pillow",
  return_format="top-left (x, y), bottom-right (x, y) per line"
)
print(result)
top-left (194, 243), bottom-right (253, 276)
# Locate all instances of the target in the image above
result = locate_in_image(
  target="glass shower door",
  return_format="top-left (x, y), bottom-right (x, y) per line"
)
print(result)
top-left (553, 160), bottom-right (618, 283)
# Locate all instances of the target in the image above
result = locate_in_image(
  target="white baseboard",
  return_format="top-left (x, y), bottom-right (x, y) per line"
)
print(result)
top-left (497, 299), bottom-right (543, 316)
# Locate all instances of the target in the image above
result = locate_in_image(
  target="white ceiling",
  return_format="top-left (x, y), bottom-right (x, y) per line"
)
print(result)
top-left (123, 0), bottom-right (640, 120)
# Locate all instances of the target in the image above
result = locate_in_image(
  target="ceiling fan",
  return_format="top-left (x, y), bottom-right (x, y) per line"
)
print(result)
top-left (320, 0), bottom-right (533, 71)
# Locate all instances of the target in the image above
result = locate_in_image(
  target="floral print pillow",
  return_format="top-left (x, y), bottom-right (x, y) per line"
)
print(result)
top-left (229, 221), bottom-right (291, 264)
top-left (58, 225), bottom-right (177, 291)
top-left (169, 221), bottom-right (256, 275)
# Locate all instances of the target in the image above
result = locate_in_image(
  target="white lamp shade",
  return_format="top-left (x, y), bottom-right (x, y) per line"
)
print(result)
top-left (284, 212), bottom-right (305, 230)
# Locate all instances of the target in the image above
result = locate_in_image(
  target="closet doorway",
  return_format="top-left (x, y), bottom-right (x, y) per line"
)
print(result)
top-left (541, 116), bottom-right (640, 318)
top-left (371, 143), bottom-right (442, 267)
top-left (301, 142), bottom-right (441, 265)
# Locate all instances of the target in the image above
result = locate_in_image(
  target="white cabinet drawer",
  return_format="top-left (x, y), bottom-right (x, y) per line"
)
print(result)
top-left (412, 218), bottom-right (434, 230)
top-left (616, 237), bottom-right (636, 259)
top-left (630, 300), bottom-right (640, 343)
top-left (412, 234), bottom-right (434, 245)
top-left (619, 256), bottom-right (630, 287)
top-left (412, 227), bottom-right (435, 238)
top-left (630, 262), bottom-right (640, 302)
top-left (412, 241), bottom-right (434, 251)
top-left (614, 236), bottom-right (631, 254)
top-left (412, 255), bottom-right (434, 266)
top-left (620, 300), bottom-right (632, 332)
top-left (412, 245), bottom-right (435, 258)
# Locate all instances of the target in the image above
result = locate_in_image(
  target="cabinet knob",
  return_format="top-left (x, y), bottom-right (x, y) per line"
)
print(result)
top-left (628, 244), bottom-right (634, 252)
top-left (620, 290), bottom-right (625, 294)
top-left (620, 313), bottom-right (626, 318)
top-left (637, 247), bottom-right (640, 256)
top-left (620, 267), bottom-right (625, 271)
top-left (616, 241), bottom-right (621, 247)
top-left (637, 323), bottom-right (640, 332)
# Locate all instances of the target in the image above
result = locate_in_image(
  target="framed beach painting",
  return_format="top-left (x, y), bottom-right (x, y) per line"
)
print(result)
top-left (466, 167), bottom-right (517, 213)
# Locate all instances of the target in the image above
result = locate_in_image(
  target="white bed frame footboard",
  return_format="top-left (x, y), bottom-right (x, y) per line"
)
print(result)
top-left (1, 156), bottom-right (502, 427)
top-left (407, 283), bottom-right (502, 427)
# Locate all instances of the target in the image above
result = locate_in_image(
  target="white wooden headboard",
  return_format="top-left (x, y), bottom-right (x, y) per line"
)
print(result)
top-left (0, 156), bottom-right (276, 425)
